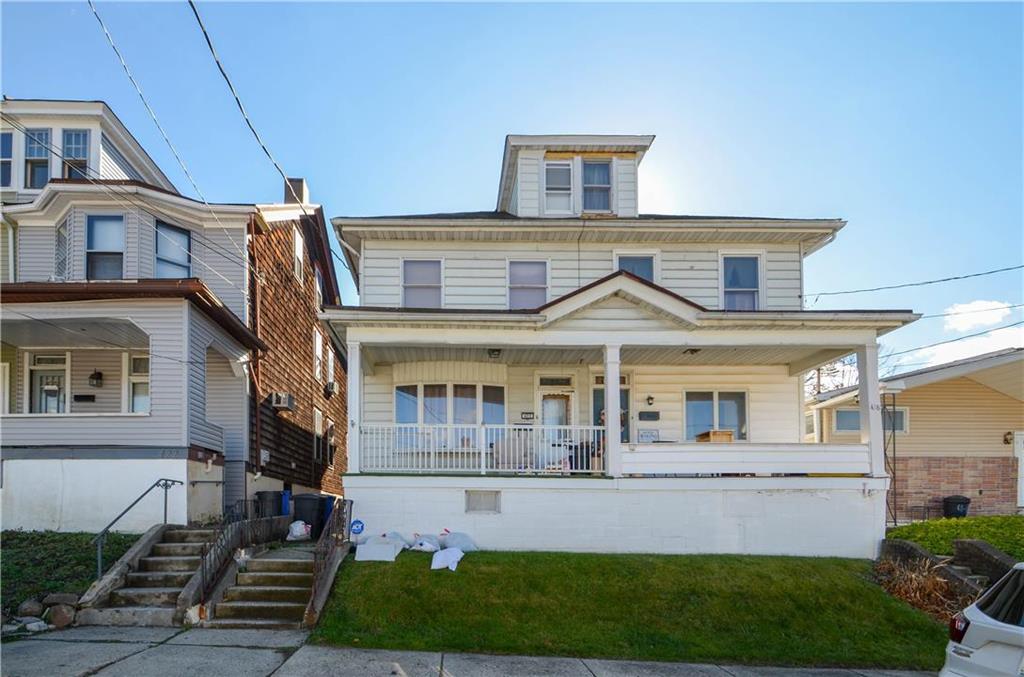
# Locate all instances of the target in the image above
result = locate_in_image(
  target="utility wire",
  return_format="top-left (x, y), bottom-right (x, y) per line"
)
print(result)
top-left (86, 0), bottom-right (246, 262)
top-left (887, 320), bottom-right (1024, 357)
top-left (807, 264), bottom-right (1023, 299)
top-left (919, 303), bottom-right (1024, 319)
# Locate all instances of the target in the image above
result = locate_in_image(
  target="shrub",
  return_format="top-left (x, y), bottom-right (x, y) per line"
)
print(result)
top-left (887, 516), bottom-right (1024, 561)
top-left (874, 558), bottom-right (976, 623)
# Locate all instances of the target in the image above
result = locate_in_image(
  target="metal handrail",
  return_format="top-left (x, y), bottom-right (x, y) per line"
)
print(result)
top-left (90, 478), bottom-right (184, 578)
top-left (309, 498), bottom-right (353, 613)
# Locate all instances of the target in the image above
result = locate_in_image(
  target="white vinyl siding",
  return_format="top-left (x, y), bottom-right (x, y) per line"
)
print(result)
top-left (187, 304), bottom-right (248, 456)
top-left (99, 134), bottom-right (145, 182)
top-left (68, 349), bottom-right (123, 414)
top-left (361, 241), bottom-right (804, 310)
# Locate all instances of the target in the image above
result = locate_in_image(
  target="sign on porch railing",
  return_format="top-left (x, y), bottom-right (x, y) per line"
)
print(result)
top-left (360, 424), bottom-right (606, 475)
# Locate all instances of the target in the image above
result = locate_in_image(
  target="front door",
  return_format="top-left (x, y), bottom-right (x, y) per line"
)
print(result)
top-left (540, 394), bottom-right (571, 468)
top-left (31, 370), bottom-right (65, 413)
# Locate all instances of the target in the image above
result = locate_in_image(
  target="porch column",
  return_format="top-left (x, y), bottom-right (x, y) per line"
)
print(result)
top-left (604, 344), bottom-right (622, 477)
top-left (347, 340), bottom-right (361, 474)
top-left (856, 342), bottom-right (885, 477)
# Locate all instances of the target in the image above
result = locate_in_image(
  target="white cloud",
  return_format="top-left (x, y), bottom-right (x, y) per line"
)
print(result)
top-left (914, 324), bottom-right (1024, 368)
top-left (943, 300), bottom-right (1013, 332)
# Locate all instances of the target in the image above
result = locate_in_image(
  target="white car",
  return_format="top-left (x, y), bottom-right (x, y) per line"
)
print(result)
top-left (940, 562), bottom-right (1024, 676)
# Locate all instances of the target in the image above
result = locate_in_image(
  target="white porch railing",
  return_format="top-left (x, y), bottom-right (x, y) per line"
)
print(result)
top-left (360, 424), bottom-right (607, 475)
top-left (622, 443), bottom-right (872, 476)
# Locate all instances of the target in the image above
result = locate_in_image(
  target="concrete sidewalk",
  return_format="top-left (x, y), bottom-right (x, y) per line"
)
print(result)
top-left (0, 626), bottom-right (937, 677)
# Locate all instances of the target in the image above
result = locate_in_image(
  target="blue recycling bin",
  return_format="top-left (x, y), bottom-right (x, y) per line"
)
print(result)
top-left (281, 489), bottom-right (292, 516)
top-left (322, 495), bottom-right (335, 524)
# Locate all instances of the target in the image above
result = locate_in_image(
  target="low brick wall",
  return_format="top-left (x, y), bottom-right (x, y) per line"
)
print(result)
top-left (953, 539), bottom-right (1018, 584)
top-left (879, 538), bottom-right (985, 597)
top-left (892, 456), bottom-right (1020, 518)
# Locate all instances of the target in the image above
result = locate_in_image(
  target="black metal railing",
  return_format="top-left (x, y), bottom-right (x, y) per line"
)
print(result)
top-left (91, 478), bottom-right (184, 579)
top-left (309, 498), bottom-right (353, 611)
top-left (197, 498), bottom-right (284, 605)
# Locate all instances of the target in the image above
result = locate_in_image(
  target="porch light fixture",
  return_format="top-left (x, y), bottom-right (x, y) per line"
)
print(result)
top-left (646, 395), bottom-right (655, 406)
top-left (88, 371), bottom-right (103, 388)
top-left (488, 349), bottom-right (502, 359)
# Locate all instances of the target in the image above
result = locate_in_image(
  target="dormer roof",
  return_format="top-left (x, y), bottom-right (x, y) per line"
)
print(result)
top-left (496, 133), bottom-right (655, 212)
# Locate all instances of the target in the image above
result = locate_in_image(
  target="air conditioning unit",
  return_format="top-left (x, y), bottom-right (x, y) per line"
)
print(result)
top-left (271, 392), bottom-right (296, 411)
top-left (324, 381), bottom-right (340, 397)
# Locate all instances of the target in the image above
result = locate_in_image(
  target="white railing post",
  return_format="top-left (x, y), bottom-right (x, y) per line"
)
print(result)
top-left (479, 424), bottom-right (487, 475)
top-left (857, 342), bottom-right (885, 478)
top-left (346, 341), bottom-right (361, 474)
top-left (604, 344), bottom-right (623, 477)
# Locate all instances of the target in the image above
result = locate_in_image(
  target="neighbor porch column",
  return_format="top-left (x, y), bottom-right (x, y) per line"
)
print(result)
top-left (347, 340), bottom-right (361, 474)
top-left (856, 342), bottom-right (885, 477)
top-left (604, 343), bottom-right (622, 477)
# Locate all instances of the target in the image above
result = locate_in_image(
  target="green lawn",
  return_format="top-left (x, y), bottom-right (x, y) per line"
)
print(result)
top-left (888, 515), bottom-right (1024, 560)
top-left (313, 552), bottom-right (947, 669)
top-left (1, 530), bottom-right (140, 615)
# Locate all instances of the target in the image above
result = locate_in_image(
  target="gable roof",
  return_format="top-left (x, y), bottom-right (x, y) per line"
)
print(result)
top-left (814, 347), bottom-right (1024, 406)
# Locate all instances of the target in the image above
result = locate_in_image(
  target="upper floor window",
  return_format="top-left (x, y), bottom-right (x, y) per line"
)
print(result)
top-left (314, 266), bottom-right (324, 309)
top-left (508, 260), bottom-right (547, 309)
top-left (616, 253), bottom-right (655, 282)
top-left (544, 162), bottom-right (572, 214)
top-left (326, 346), bottom-right (335, 384)
top-left (292, 226), bottom-right (304, 282)
top-left (25, 128), bottom-right (51, 189)
top-left (582, 161), bottom-right (611, 212)
top-left (313, 329), bottom-right (324, 381)
top-left (86, 215), bottom-right (124, 280)
top-left (54, 218), bottom-right (69, 280)
top-left (0, 132), bottom-right (12, 187)
top-left (155, 221), bottom-right (191, 278)
top-left (402, 259), bottom-right (442, 308)
top-left (62, 130), bottom-right (89, 179)
top-left (722, 255), bottom-right (760, 311)
top-left (313, 407), bottom-right (324, 463)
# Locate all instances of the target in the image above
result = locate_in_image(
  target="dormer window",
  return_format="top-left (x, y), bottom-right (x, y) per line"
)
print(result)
top-left (25, 128), bottom-right (50, 189)
top-left (582, 161), bottom-right (611, 212)
top-left (544, 162), bottom-right (572, 214)
top-left (62, 130), bottom-right (90, 179)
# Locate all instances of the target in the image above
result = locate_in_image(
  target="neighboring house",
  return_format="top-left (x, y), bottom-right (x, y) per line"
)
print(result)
top-left (811, 348), bottom-right (1024, 519)
top-left (322, 134), bottom-right (918, 557)
top-left (0, 98), bottom-right (345, 531)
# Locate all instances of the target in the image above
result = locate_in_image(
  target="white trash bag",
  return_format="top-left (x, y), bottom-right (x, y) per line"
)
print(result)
top-left (410, 533), bottom-right (441, 552)
top-left (286, 520), bottom-right (311, 541)
top-left (439, 529), bottom-right (478, 552)
top-left (431, 547), bottom-right (465, 571)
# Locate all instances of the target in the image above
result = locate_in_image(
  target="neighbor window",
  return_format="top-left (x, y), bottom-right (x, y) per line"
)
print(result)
top-left (325, 419), bottom-right (336, 466)
top-left (313, 330), bottom-right (323, 381)
top-left (722, 256), bottom-right (760, 310)
top-left (834, 408), bottom-right (908, 433)
top-left (402, 260), bottom-right (442, 308)
top-left (582, 160), bottom-right (611, 211)
top-left (28, 353), bottom-right (67, 414)
top-left (86, 214), bottom-right (124, 280)
top-left (0, 131), bottom-right (11, 187)
top-left (616, 253), bottom-right (655, 282)
top-left (293, 226), bottom-right (304, 282)
top-left (61, 130), bottom-right (89, 179)
top-left (314, 267), bottom-right (324, 309)
top-left (325, 347), bottom-right (335, 384)
top-left (54, 217), bottom-right (69, 280)
top-left (155, 221), bottom-right (191, 278)
top-left (508, 260), bottom-right (547, 309)
top-left (685, 391), bottom-right (748, 441)
top-left (129, 355), bottom-right (150, 413)
top-left (544, 162), bottom-right (572, 214)
top-left (24, 128), bottom-right (50, 189)
top-left (313, 408), bottom-right (323, 462)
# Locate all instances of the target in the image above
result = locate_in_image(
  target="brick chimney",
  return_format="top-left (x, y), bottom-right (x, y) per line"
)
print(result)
top-left (285, 177), bottom-right (309, 204)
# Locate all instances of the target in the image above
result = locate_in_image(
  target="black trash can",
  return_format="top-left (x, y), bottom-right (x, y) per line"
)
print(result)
top-left (255, 490), bottom-right (283, 518)
top-left (293, 493), bottom-right (324, 539)
top-left (942, 495), bottom-right (971, 518)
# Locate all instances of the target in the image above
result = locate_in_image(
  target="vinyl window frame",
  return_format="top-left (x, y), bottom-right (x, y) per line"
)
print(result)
top-left (61, 129), bottom-right (90, 179)
top-left (581, 159), bottom-right (613, 213)
top-left (24, 351), bottom-right (71, 415)
top-left (393, 382), bottom-right (507, 426)
top-left (0, 131), bottom-right (12, 188)
top-left (85, 213), bottom-right (126, 280)
top-left (154, 220), bottom-right (192, 278)
top-left (833, 406), bottom-right (909, 434)
top-left (121, 352), bottom-right (151, 414)
top-left (542, 160), bottom-right (573, 216)
top-left (24, 128), bottom-right (51, 190)
top-left (400, 258), bottom-right (444, 309)
top-left (613, 249), bottom-right (660, 284)
top-left (506, 258), bottom-right (549, 309)
top-left (682, 389), bottom-right (751, 441)
top-left (719, 250), bottom-right (766, 311)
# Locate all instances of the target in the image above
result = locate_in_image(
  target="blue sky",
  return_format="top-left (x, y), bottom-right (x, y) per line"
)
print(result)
top-left (3, 2), bottom-right (1021, 372)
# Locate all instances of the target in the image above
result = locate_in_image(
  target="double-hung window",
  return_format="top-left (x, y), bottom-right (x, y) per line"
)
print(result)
top-left (155, 221), bottom-right (191, 278)
top-left (0, 132), bottom-right (12, 187)
top-left (326, 347), bottom-right (335, 384)
top-left (684, 391), bottom-right (748, 441)
top-left (62, 130), bottom-right (89, 179)
top-left (313, 408), bottom-right (323, 462)
top-left (402, 260), bottom-right (442, 308)
top-left (325, 419), bottom-right (336, 465)
top-left (313, 330), bottom-right (323, 381)
top-left (722, 255), bottom-right (760, 310)
top-left (582, 161), bottom-right (611, 212)
top-left (616, 253), bottom-right (655, 282)
top-left (54, 217), bottom-right (70, 280)
top-left (314, 267), bottom-right (324, 309)
top-left (25, 128), bottom-right (50, 189)
top-left (86, 215), bottom-right (124, 280)
top-left (128, 355), bottom-right (150, 413)
top-left (293, 226), bottom-right (304, 282)
top-left (508, 260), bottom-right (547, 309)
top-left (544, 162), bottom-right (572, 214)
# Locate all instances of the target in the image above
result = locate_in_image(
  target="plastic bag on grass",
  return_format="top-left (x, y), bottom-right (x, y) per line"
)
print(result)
top-left (431, 547), bottom-right (465, 571)
top-left (286, 520), bottom-right (311, 541)
top-left (410, 533), bottom-right (440, 552)
top-left (439, 529), bottom-right (478, 552)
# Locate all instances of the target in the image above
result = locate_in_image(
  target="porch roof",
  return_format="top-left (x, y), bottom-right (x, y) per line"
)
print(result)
top-left (1, 317), bottom-right (149, 349)
top-left (0, 279), bottom-right (268, 352)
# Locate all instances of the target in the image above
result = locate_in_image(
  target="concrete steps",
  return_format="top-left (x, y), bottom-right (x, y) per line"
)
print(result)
top-left (125, 571), bottom-right (193, 588)
top-left (162, 529), bottom-right (217, 543)
top-left (211, 555), bottom-right (314, 629)
top-left (138, 555), bottom-right (201, 572)
top-left (151, 542), bottom-right (205, 557)
top-left (109, 587), bottom-right (182, 607)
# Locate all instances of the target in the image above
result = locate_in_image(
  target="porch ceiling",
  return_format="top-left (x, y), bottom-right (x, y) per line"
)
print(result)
top-left (362, 344), bottom-right (853, 369)
top-left (1, 318), bottom-right (149, 349)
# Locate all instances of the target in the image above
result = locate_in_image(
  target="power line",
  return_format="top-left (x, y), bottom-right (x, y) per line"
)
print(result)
top-left (807, 264), bottom-right (1023, 299)
top-left (920, 303), bottom-right (1024, 319)
top-left (86, 0), bottom-right (246, 262)
top-left (887, 320), bottom-right (1024, 357)
top-left (185, 0), bottom-right (355, 283)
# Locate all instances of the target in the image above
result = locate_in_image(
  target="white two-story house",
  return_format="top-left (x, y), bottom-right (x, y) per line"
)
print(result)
top-left (0, 99), bottom-right (346, 532)
top-left (324, 134), bottom-right (919, 557)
